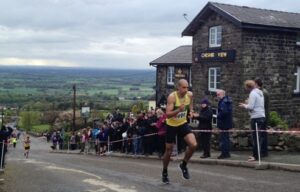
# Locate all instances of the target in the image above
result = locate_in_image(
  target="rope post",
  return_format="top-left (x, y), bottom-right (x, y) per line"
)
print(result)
top-left (0, 142), bottom-right (4, 170)
top-left (67, 141), bottom-right (70, 154)
top-left (255, 122), bottom-right (261, 165)
top-left (107, 136), bottom-right (110, 155)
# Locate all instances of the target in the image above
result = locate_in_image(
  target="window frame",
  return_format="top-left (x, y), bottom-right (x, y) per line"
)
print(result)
top-left (212, 107), bottom-right (218, 126)
top-left (167, 66), bottom-right (175, 85)
top-left (209, 26), bottom-right (222, 48)
top-left (208, 67), bottom-right (221, 92)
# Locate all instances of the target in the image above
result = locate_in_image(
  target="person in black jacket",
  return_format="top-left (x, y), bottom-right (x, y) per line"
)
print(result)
top-left (216, 89), bottom-right (233, 159)
top-left (194, 98), bottom-right (213, 158)
top-left (0, 125), bottom-right (13, 169)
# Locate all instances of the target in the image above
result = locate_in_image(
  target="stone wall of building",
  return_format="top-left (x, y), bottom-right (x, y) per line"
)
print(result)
top-left (192, 12), bottom-right (245, 128)
top-left (191, 11), bottom-right (300, 128)
top-left (241, 29), bottom-right (300, 127)
top-left (156, 66), bottom-right (191, 107)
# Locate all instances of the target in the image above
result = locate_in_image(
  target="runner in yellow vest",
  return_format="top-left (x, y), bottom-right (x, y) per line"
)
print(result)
top-left (162, 79), bottom-right (197, 184)
top-left (23, 136), bottom-right (31, 159)
top-left (11, 137), bottom-right (17, 148)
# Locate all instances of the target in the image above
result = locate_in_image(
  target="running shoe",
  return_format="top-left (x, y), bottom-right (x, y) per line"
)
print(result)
top-left (179, 162), bottom-right (190, 180)
top-left (162, 171), bottom-right (170, 184)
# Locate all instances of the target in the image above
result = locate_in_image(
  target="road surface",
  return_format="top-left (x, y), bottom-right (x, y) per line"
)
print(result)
top-left (1, 136), bottom-right (299, 192)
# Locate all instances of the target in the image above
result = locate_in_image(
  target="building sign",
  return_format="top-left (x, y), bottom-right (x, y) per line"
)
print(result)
top-left (81, 107), bottom-right (90, 118)
top-left (175, 68), bottom-right (186, 78)
top-left (195, 50), bottom-right (236, 62)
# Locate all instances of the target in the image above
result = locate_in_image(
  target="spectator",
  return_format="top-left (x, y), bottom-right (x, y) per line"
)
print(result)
top-left (255, 77), bottom-right (269, 157)
top-left (155, 108), bottom-right (167, 158)
top-left (0, 126), bottom-right (13, 168)
top-left (70, 132), bottom-right (76, 150)
top-left (98, 124), bottom-right (109, 156)
top-left (239, 80), bottom-right (266, 161)
top-left (194, 98), bottom-right (213, 158)
top-left (57, 131), bottom-right (63, 150)
top-left (51, 132), bottom-right (58, 150)
top-left (80, 129), bottom-right (87, 153)
top-left (46, 132), bottom-right (51, 143)
top-left (216, 89), bottom-right (233, 159)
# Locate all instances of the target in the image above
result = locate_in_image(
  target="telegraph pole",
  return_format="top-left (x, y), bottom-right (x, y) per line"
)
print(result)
top-left (72, 84), bottom-right (76, 131)
top-left (1, 107), bottom-right (3, 128)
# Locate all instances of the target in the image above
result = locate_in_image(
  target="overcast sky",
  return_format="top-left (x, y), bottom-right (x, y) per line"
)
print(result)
top-left (0, 0), bottom-right (300, 69)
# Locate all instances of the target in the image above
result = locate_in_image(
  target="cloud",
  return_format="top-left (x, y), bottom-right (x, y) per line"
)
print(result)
top-left (0, 57), bottom-right (76, 67)
top-left (0, 0), bottom-right (299, 69)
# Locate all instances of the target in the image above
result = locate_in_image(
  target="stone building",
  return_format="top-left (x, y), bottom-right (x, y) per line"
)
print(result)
top-left (150, 45), bottom-right (192, 108)
top-left (151, 2), bottom-right (300, 128)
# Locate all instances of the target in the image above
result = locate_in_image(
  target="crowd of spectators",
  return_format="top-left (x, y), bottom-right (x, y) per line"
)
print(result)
top-left (50, 108), bottom-right (187, 157)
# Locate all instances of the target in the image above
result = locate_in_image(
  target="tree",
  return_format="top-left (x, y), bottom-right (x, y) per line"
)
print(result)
top-left (41, 111), bottom-right (59, 125)
top-left (19, 111), bottom-right (41, 131)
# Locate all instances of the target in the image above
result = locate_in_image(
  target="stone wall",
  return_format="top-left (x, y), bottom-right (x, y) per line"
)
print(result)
top-left (156, 66), bottom-right (190, 107)
top-left (192, 127), bottom-right (300, 152)
top-left (241, 29), bottom-right (300, 127)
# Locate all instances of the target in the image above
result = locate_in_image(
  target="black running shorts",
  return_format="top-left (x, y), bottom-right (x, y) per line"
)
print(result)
top-left (165, 123), bottom-right (192, 144)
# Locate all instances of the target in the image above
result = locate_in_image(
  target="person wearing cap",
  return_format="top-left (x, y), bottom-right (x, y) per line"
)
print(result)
top-left (194, 98), bottom-right (213, 158)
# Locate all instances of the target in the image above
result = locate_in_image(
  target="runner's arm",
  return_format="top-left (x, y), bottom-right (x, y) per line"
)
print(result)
top-left (166, 94), bottom-right (183, 118)
top-left (188, 91), bottom-right (194, 118)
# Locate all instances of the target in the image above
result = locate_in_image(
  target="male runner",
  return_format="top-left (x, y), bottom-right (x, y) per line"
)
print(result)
top-left (162, 79), bottom-right (197, 184)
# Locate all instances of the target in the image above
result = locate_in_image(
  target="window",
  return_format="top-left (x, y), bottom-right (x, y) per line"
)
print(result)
top-left (209, 26), bottom-right (222, 47)
top-left (294, 66), bottom-right (300, 93)
top-left (167, 66), bottom-right (174, 85)
top-left (212, 107), bottom-right (218, 126)
top-left (208, 67), bottom-right (221, 92)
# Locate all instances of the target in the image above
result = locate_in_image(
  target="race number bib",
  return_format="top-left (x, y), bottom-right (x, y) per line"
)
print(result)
top-left (176, 111), bottom-right (187, 119)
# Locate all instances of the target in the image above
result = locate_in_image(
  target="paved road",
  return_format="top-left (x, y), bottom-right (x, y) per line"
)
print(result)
top-left (1, 137), bottom-right (300, 192)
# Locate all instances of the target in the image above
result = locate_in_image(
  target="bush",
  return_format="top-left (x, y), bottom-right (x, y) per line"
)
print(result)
top-left (31, 124), bottom-right (51, 133)
top-left (269, 111), bottom-right (288, 130)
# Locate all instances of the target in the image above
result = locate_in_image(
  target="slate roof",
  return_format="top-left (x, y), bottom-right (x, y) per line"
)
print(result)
top-left (182, 2), bottom-right (300, 36)
top-left (150, 45), bottom-right (192, 66)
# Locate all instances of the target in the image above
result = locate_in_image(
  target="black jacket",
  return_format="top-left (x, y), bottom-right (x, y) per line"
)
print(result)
top-left (197, 106), bottom-right (213, 130)
top-left (0, 126), bottom-right (13, 149)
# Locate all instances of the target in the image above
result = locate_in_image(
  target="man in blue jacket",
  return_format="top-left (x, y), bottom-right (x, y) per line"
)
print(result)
top-left (216, 89), bottom-right (233, 159)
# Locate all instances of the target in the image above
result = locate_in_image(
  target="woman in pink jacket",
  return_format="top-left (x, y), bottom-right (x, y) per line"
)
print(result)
top-left (155, 108), bottom-right (167, 158)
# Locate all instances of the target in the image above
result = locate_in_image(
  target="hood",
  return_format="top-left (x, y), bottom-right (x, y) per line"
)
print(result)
top-left (221, 95), bottom-right (232, 103)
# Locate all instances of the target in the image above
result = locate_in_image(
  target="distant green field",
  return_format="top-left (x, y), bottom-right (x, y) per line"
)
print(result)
top-left (0, 87), bottom-right (39, 95)
top-left (0, 67), bottom-right (155, 109)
